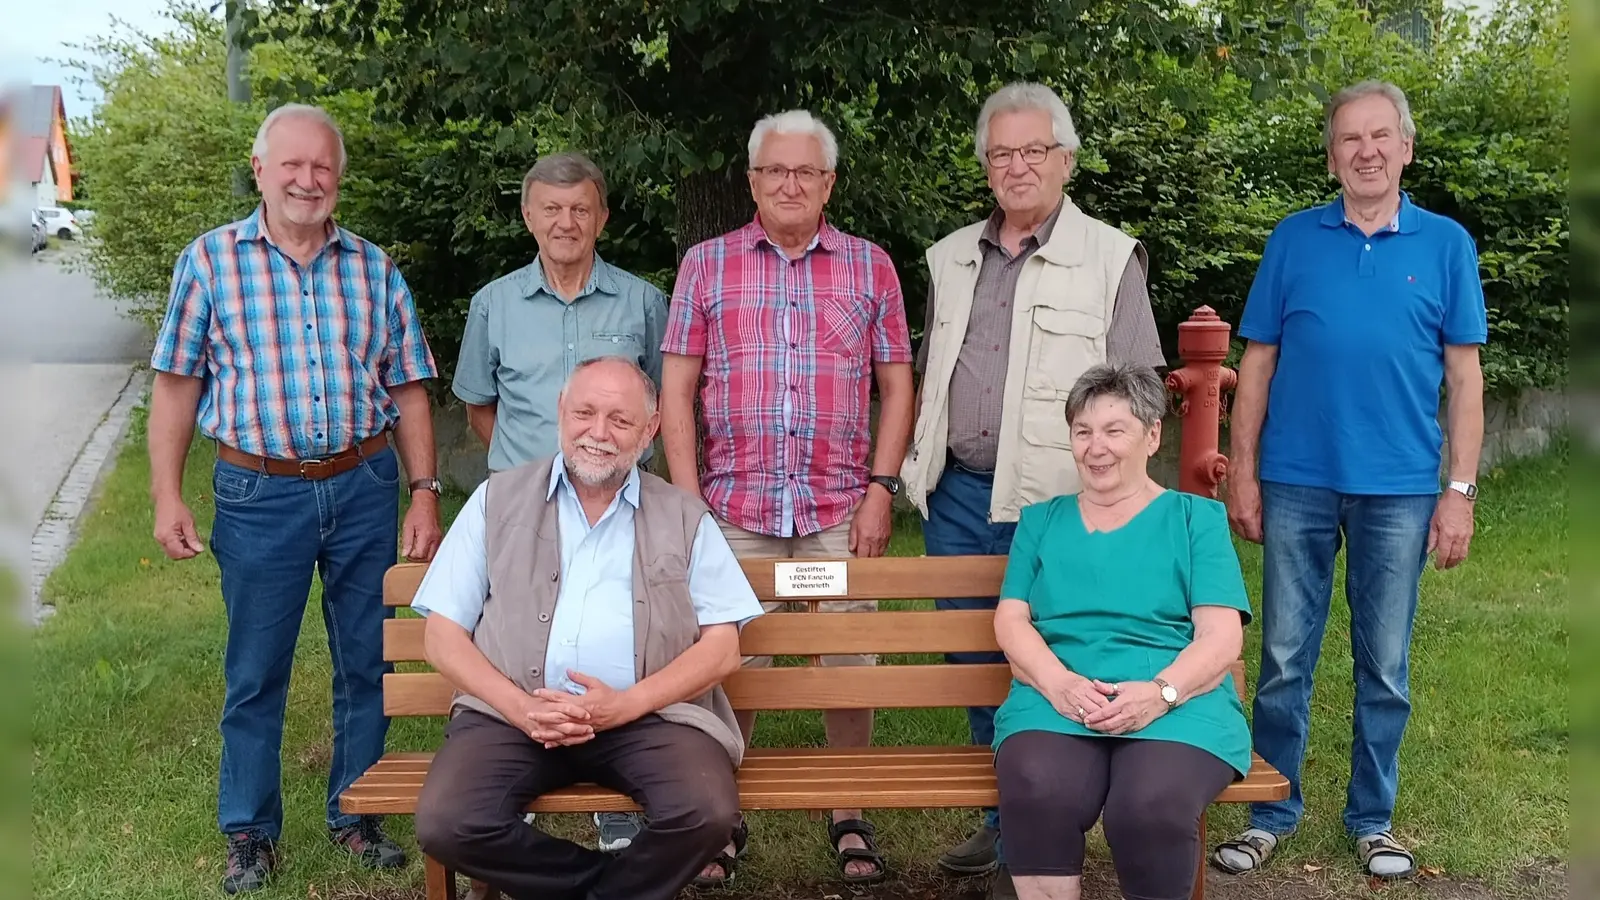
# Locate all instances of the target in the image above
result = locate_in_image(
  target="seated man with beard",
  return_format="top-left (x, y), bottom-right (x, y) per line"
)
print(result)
top-left (412, 355), bottom-right (764, 900)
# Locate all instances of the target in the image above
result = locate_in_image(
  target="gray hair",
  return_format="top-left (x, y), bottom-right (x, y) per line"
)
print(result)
top-left (747, 110), bottom-right (839, 170)
top-left (521, 152), bottom-right (609, 210)
top-left (1323, 80), bottom-right (1417, 150)
top-left (975, 82), bottom-right (1082, 159)
top-left (561, 355), bottom-right (658, 416)
top-left (252, 104), bottom-right (347, 173)
top-left (1065, 363), bottom-right (1168, 429)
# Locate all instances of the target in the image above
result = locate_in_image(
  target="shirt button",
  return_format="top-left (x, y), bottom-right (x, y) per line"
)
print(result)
top-left (305, 324), bottom-right (312, 330)
top-left (315, 431), bottom-right (324, 439)
top-left (538, 613), bottom-right (550, 622)
top-left (568, 343), bottom-right (574, 350)
top-left (302, 290), bottom-right (309, 296)
top-left (314, 396), bottom-right (321, 403)
top-left (1364, 243), bottom-right (1372, 251)
top-left (981, 430), bottom-right (990, 436)
top-left (529, 667), bottom-right (540, 677)
top-left (993, 344), bottom-right (1001, 351)
top-left (1000, 302), bottom-right (1008, 308)
top-left (986, 388), bottom-right (992, 394)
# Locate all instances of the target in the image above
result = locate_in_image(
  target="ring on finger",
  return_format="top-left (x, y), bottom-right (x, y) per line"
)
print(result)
top-left (1076, 706), bottom-right (1086, 719)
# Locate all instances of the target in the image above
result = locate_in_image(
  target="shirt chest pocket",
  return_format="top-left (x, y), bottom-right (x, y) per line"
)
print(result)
top-left (581, 330), bottom-right (645, 364)
top-left (816, 292), bottom-right (873, 359)
top-left (1025, 303), bottom-right (1107, 395)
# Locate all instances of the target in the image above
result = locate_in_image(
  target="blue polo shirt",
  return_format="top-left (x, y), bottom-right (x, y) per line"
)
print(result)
top-left (1239, 193), bottom-right (1488, 495)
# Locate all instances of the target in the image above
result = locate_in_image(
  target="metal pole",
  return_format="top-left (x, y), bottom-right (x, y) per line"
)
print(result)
top-left (225, 0), bottom-right (252, 197)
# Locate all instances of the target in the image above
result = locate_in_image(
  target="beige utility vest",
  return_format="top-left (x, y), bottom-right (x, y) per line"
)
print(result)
top-left (456, 454), bottom-right (747, 766)
top-left (902, 196), bottom-right (1137, 523)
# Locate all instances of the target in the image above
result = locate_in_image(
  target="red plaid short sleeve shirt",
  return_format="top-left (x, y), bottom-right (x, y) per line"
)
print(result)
top-left (661, 217), bottom-right (912, 537)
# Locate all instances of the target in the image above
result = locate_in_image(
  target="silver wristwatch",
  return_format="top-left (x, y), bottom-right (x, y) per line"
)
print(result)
top-left (1447, 480), bottom-right (1478, 501)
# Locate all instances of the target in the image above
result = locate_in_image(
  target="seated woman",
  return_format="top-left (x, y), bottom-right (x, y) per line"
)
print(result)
top-left (991, 363), bottom-right (1254, 900)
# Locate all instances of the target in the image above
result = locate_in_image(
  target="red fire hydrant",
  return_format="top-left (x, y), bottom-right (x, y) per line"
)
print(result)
top-left (1165, 306), bottom-right (1237, 499)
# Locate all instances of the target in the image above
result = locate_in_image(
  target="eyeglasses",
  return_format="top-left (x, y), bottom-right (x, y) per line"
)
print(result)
top-left (984, 143), bottom-right (1062, 168)
top-left (750, 165), bottom-right (831, 186)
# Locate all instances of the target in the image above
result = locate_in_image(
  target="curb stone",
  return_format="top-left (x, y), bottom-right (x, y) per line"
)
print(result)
top-left (29, 366), bottom-right (150, 625)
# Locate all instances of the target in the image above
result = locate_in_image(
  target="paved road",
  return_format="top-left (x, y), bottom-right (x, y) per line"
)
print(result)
top-left (0, 244), bottom-right (152, 616)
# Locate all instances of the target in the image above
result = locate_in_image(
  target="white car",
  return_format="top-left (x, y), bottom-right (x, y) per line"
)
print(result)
top-left (37, 207), bottom-right (82, 241)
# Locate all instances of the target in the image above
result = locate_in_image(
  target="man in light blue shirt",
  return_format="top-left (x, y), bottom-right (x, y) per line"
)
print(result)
top-left (454, 152), bottom-right (669, 473)
top-left (411, 356), bottom-right (764, 899)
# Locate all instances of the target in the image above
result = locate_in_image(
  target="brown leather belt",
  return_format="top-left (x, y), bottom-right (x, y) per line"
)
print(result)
top-left (217, 433), bottom-right (391, 480)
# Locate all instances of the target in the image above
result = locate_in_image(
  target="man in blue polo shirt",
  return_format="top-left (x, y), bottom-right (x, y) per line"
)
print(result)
top-left (1210, 81), bottom-right (1486, 880)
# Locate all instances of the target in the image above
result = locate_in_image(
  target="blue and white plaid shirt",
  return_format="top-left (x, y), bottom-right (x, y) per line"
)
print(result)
top-left (151, 207), bottom-right (437, 459)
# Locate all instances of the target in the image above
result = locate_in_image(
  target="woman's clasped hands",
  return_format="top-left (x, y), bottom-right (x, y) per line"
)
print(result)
top-left (1044, 672), bottom-right (1171, 736)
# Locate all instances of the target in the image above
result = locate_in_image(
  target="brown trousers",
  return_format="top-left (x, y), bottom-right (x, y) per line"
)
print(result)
top-left (415, 710), bottom-right (739, 900)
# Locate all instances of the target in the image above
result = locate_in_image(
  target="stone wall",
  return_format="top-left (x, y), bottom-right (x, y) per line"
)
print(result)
top-left (431, 388), bottom-right (1567, 496)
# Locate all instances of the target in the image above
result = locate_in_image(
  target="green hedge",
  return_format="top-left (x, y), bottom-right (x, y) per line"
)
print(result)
top-left (71, 0), bottom-right (1565, 395)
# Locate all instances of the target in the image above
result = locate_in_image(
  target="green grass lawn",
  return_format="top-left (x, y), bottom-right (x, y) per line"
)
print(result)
top-left (33, 418), bottom-right (1567, 899)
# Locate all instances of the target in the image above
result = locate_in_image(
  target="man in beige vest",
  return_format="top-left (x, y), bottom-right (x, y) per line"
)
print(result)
top-left (410, 356), bottom-right (764, 900)
top-left (901, 82), bottom-right (1165, 900)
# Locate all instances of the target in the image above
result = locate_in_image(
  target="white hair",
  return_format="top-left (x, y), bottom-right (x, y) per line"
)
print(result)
top-left (252, 103), bottom-right (348, 172)
top-left (747, 110), bottom-right (839, 170)
top-left (1323, 80), bottom-right (1418, 150)
top-left (974, 82), bottom-right (1081, 159)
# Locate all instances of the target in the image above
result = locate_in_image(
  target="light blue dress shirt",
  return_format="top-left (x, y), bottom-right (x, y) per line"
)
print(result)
top-left (412, 455), bottom-right (765, 694)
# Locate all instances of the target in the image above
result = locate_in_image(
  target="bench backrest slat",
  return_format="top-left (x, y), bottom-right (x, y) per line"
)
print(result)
top-left (384, 610), bottom-right (1002, 661)
top-left (382, 555), bottom-right (1250, 715)
top-left (383, 556), bottom-right (1012, 607)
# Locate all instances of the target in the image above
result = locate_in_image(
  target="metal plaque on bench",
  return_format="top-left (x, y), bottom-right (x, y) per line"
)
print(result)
top-left (772, 560), bottom-right (849, 598)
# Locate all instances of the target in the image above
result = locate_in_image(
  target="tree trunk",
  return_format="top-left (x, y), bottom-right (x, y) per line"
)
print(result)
top-left (674, 168), bottom-right (754, 261)
top-left (673, 168), bottom-right (753, 479)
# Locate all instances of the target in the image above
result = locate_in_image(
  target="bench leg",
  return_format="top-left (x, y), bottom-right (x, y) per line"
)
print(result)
top-left (424, 856), bottom-right (459, 900)
top-left (1191, 812), bottom-right (1207, 900)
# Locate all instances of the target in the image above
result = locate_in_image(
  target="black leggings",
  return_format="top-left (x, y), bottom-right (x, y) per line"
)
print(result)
top-left (995, 730), bottom-right (1236, 900)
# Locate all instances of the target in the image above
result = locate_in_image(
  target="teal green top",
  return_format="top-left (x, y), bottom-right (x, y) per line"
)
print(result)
top-left (991, 490), bottom-right (1255, 777)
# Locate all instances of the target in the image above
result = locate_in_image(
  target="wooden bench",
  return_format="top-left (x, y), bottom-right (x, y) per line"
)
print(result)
top-left (342, 554), bottom-right (1288, 900)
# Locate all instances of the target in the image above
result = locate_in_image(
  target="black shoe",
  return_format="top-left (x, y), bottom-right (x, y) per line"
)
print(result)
top-left (222, 831), bottom-right (277, 894)
top-left (988, 865), bottom-right (1018, 900)
top-left (330, 816), bottom-right (408, 869)
top-left (938, 823), bottom-right (1000, 874)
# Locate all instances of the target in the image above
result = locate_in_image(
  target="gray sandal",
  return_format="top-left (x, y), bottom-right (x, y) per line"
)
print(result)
top-left (1356, 831), bottom-right (1416, 879)
top-left (1210, 828), bottom-right (1280, 875)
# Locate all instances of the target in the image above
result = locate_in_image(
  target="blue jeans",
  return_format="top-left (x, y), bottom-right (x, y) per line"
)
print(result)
top-left (922, 462), bottom-right (1017, 844)
top-left (209, 446), bottom-right (400, 840)
top-left (1249, 481), bottom-right (1435, 839)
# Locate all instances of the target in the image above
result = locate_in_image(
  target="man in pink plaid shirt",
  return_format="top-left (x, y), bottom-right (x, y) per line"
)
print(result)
top-left (659, 110), bottom-right (915, 887)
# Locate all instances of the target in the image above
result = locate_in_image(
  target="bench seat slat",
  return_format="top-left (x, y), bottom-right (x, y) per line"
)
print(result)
top-left (340, 749), bottom-right (1290, 815)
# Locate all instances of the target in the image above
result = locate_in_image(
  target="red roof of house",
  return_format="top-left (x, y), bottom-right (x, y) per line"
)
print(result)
top-left (15, 86), bottom-right (68, 185)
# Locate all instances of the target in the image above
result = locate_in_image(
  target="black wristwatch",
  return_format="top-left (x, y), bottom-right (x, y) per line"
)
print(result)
top-left (869, 475), bottom-right (902, 497)
top-left (409, 477), bottom-right (443, 496)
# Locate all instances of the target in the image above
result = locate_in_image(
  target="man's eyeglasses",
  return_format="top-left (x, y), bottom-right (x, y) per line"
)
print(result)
top-left (750, 165), bottom-right (831, 186)
top-left (984, 143), bottom-right (1061, 168)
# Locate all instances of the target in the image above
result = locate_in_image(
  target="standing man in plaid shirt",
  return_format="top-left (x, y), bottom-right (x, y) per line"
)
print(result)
top-left (660, 110), bottom-right (915, 887)
top-left (147, 104), bottom-right (443, 895)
